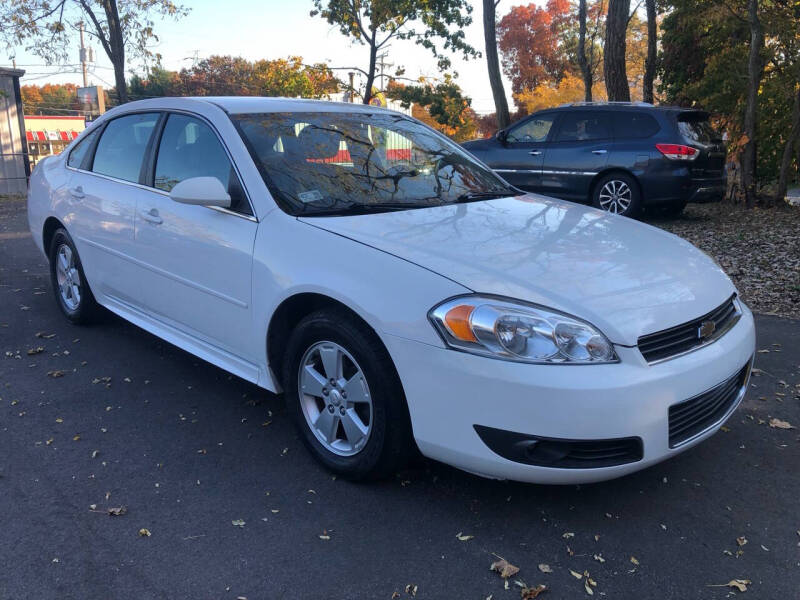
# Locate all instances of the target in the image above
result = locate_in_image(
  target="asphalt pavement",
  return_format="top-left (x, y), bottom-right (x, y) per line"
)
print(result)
top-left (1, 195), bottom-right (798, 599)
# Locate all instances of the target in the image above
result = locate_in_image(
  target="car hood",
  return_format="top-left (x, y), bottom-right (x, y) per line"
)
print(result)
top-left (299, 194), bottom-right (736, 345)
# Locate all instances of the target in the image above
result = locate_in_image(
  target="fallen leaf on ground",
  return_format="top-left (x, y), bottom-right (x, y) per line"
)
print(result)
top-left (562, 532), bottom-right (575, 539)
top-left (737, 536), bottom-right (748, 547)
top-left (138, 528), bottom-right (151, 537)
top-left (47, 370), bottom-right (64, 378)
top-left (769, 418), bottom-right (794, 429)
top-left (593, 554), bottom-right (605, 563)
top-left (456, 532), bottom-right (474, 541)
top-left (27, 347), bottom-right (44, 355)
top-left (569, 570), bottom-right (583, 579)
top-left (405, 584), bottom-right (417, 596)
top-left (108, 506), bottom-right (127, 516)
top-left (538, 564), bottom-right (553, 573)
top-left (231, 519), bottom-right (245, 527)
top-left (490, 558), bottom-right (520, 579)
top-left (520, 584), bottom-right (547, 598)
top-left (708, 579), bottom-right (751, 592)
top-left (630, 556), bottom-right (640, 565)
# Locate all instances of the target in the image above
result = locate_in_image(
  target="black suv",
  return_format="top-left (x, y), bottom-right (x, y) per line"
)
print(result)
top-left (461, 102), bottom-right (726, 218)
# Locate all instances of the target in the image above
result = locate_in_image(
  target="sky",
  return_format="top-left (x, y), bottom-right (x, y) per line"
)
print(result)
top-left (4, 0), bottom-right (540, 114)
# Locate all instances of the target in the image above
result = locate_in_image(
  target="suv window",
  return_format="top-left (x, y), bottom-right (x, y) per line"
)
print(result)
top-left (67, 128), bottom-right (99, 169)
top-left (92, 113), bottom-right (159, 183)
top-left (554, 111), bottom-right (611, 142)
top-left (677, 113), bottom-right (722, 144)
top-left (612, 112), bottom-right (660, 139)
top-left (506, 114), bottom-right (555, 143)
top-left (155, 113), bottom-right (251, 215)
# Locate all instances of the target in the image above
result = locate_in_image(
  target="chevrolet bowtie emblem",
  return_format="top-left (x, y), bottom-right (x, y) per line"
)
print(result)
top-left (698, 320), bottom-right (716, 339)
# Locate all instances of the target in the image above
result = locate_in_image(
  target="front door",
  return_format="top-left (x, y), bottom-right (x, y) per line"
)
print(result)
top-left (131, 112), bottom-right (257, 360)
top-left (540, 110), bottom-right (612, 202)
top-left (486, 113), bottom-right (557, 191)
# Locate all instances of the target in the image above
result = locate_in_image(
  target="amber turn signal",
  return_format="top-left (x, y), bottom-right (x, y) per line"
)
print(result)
top-left (444, 304), bottom-right (477, 343)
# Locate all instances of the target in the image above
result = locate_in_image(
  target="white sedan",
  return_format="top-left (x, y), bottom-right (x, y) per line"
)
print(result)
top-left (27, 97), bottom-right (755, 483)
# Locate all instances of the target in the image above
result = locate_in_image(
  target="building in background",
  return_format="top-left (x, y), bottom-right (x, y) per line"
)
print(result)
top-left (24, 115), bottom-right (86, 167)
top-left (0, 67), bottom-right (29, 195)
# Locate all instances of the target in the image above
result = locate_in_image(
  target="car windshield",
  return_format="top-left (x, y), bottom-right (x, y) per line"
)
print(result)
top-left (231, 111), bottom-right (517, 216)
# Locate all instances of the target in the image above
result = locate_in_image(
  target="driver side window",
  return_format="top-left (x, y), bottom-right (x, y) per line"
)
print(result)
top-left (506, 114), bottom-right (556, 144)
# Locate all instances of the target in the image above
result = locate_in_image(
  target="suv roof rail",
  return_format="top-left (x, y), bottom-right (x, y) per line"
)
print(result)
top-left (557, 101), bottom-right (654, 108)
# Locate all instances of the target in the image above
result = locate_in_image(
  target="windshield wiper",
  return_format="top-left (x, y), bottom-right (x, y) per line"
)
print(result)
top-left (454, 190), bottom-right (521, 204)
top-left (300, 202), bottom-right (429, 217)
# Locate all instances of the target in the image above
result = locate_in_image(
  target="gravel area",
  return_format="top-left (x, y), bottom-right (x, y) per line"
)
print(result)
top-left (646, 202), bottom-right (800, 320)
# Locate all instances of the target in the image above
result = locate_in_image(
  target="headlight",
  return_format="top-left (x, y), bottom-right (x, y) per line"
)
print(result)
top-left (429, 296), bottom-right (618, 364)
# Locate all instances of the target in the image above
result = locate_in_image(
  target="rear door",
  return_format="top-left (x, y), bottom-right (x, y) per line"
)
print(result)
top-left (676, 111), bottom-right (726, 178)
top-left (131, 112), bottom-right (257, 361)
top-left (540, 110), bottom-right (611, 201)
top-left (65, 112), bottom-right (160, 305)
top-left (485, 113), bottom-right (557, 191)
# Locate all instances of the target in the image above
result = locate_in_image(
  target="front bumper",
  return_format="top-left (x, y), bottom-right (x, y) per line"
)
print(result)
top-left (382, 305), bottom-right (756, 484)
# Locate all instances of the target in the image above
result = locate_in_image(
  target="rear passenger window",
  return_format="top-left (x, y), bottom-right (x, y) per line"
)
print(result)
top-left (67, 128), bottom-right (99, 169)
top-left (92, 113), bottom-right (159, 183)
top-left (613, 112), bottom-right (660, 139)
top-left (554, 112), bottom-right (611, 142)
top-left (155, 114), bottom-right (251, 215)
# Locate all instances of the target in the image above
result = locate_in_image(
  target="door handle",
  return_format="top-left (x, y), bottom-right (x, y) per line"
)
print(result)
top-left (69, 186), bottom-right (85, 199)
top-left (592, 149), bottom-right (608, 155)
top-left (141, 208), bottom-right (163, 225)
top-left (528, 150), bottom-right (542, 156)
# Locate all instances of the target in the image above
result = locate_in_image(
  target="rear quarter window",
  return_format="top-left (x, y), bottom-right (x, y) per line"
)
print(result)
top-left (612, 112), bottom-right (660, 139)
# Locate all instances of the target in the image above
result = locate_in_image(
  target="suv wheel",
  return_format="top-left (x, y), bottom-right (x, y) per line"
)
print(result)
top-left (48, 228), bottom-right (100, 324)
top-left (283, 307), bottom-right (412, 480)
top-left (593, 173), bottom-right (642, 218)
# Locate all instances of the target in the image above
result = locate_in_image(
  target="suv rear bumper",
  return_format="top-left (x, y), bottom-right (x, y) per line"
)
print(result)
top-left (687, 177), bottom-right (726, 203)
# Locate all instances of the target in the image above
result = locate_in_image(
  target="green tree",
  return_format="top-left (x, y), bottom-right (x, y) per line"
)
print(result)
top-left (310, 0), bottom-right (478, 105)
top-left (1, 0), bottom-right (188, 104)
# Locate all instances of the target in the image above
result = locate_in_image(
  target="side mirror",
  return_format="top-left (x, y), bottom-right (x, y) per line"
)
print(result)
top-left (169, 176), bottom-right (231, 208)
top-left (495, 129), bottom-right (508, 144)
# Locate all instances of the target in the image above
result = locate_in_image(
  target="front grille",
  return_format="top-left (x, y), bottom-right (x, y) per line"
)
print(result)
top-left (668, 363), bottom-right (750, 447)
top-left (474, 425), bottom-right (643, 469)
top-left (638, 295), bottom-right (739, 363)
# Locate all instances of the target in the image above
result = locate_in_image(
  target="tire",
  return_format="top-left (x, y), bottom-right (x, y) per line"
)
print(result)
top-left (592, 173), bottom-right (642, 218)
top-left (48, 228), bottom-right (100, 324)
top-left (282, 307), bottom-right (412, 480)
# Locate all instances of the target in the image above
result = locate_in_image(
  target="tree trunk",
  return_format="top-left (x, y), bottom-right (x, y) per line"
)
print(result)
top-left (578, 0), bottom-right (592, 102)
top-left (101, 0), bottom-right (128, 104)
top-left (362, 36), bottom-right (378, 105)
top-left (776, 82), bottom-right (800, 203)
top-left (483, 0), bottom-right (510, 129)
top-left (604, 0), bottom-right (631, 101)
top-left (742, 0), bottom-right (763, 208)
top-left (643, 0), bottom-right (657, 104)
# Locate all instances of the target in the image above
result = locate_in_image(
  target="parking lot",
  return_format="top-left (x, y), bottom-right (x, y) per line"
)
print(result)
top-left (1, 195), bottom-right (798, 599)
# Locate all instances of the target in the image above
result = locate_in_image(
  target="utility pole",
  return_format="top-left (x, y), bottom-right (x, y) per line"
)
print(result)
top-left (376, 49), bottom-right (393, 91)
top-left (348, 71), bottom-right (355, 102)
top-left (79, 22), bottom-right (88, 87)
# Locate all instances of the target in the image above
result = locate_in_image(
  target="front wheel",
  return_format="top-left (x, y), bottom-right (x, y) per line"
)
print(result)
top-left (282, 308), bottom-right (412, 480)
top-left (592, 173), bottom-right (642, 218)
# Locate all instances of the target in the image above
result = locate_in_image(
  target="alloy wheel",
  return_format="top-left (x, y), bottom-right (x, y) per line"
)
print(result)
top-left (55, 243), bottom-right (81, 311)
top-left (598, 180), bottom-right (632, 214)
top-left (297, 341), bottom-right (373, 456)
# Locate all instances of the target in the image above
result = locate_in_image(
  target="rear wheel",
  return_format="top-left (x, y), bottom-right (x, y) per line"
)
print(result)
top-left (592, 173), bottom-right (642, 218)
top-left (48, 228), bottom-right (100, 324)
top-left (282, 307), bottom-right (412, 480)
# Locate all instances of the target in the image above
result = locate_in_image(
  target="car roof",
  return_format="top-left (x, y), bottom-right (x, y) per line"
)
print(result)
top-left (106, 96), bottom-right (403, 116)
top-left (550, 102), bottom-right (704, 114)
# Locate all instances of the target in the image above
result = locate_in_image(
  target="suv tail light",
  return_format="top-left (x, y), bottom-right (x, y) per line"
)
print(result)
top-left (656, 143), bottom-right (699, 161)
